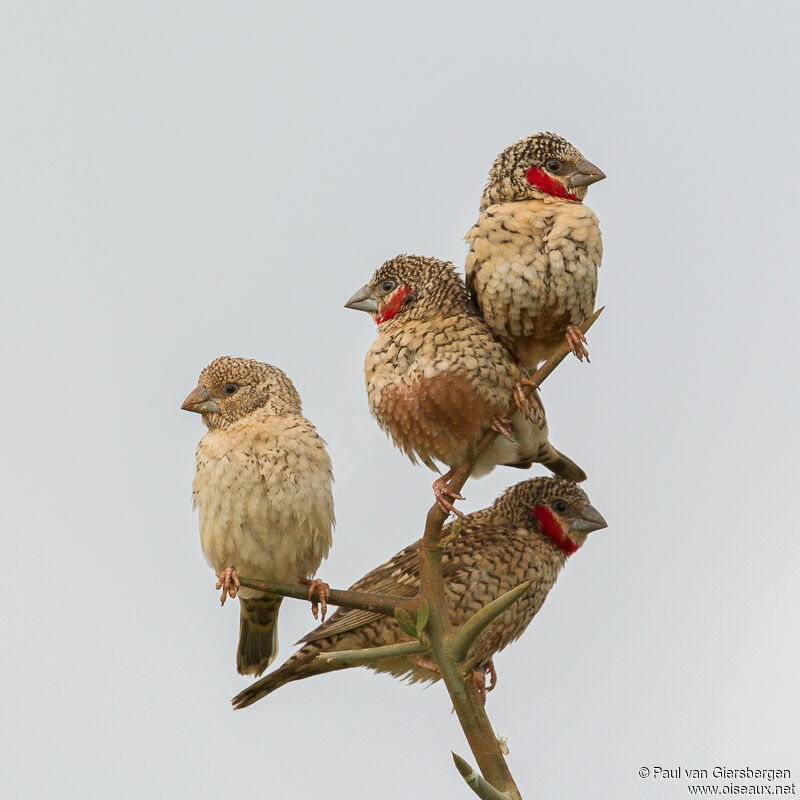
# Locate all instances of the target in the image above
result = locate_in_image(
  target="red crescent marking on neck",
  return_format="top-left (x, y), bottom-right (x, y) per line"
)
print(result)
top-left (532, 505), bottom-right (580, 556)
top-left (375, 285), bottom-right (411, 325)
top-left (525, 167), bottom-right (581, 202)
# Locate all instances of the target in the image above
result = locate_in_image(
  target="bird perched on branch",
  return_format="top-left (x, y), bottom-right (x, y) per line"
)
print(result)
top-left (345, 254), bottom-right (586, 515)
top-left (465, 132), bottom-right (605, 370)
top-left (182, 356), bottom-right (335, 676)
top-left (231, 476), bottom-right (606, 709)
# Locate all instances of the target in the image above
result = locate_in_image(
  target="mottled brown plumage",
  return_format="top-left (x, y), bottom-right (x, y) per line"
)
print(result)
top-left (344, 254), bottom-right (586, 513)
top-left (183, 356), bottom-right (335, 676)
top-left (231, 476), bottom-right (606, 709)
top-left (466, 132), bottom-right (605, 366)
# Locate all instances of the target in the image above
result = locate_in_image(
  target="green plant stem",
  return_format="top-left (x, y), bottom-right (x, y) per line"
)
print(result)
top-left (419, 502), bottom-right (523, 800)
top-left (316, 640), bottom-right (426, 666)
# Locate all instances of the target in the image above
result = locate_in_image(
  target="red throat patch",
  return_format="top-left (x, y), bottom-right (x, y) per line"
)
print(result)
top-left (532, 506), bottom-right (579, 556)
top-left (525, 167), bottom-right (581, 202)
top-left (375, 285), bottom-right (411, 325)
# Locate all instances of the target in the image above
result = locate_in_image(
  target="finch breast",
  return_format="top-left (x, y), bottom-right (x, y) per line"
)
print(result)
top-left (193, 409), bottom-right (334, 591)
top-left (364, 314), bottom-right (520, 469)
top-left (466, 197), bottom-right (602, 365)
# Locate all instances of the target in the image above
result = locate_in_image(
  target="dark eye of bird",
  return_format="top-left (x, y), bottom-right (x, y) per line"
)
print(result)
top-left (546, 159), bottom-right (562, 173)
top-left (380, 280), bottom-right (396, 293)
top-left (223, 383), bottom-right (238, 395)
top-left (553, 500), bottom-right (567, 513)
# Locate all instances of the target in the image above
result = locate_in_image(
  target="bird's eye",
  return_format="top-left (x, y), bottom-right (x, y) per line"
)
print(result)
top-left (223, 383), bottom-right (238, 395)
top-left (553, 500), bottom-right (568, 513)
top-left (546, 159), bottom-right (562, 173)
top-left (380, 280), bottom-right (397, 293)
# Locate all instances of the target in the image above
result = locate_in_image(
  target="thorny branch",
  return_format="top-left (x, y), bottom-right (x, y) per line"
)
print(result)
top-left (239, 308), bottom-right (604, 800)
top-left (453, 753), bottom-right (515, 800)
top-left (416, 306), bottom-right (603, 800)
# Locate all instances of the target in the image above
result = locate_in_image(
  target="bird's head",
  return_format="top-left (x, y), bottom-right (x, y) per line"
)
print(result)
top-left (181, 356), bottom-right (302, 429)
top-left (344, 254), bottom-right (469, 325)
top-left (495, 476), bottom-right (607, 555)
top-left (481, 132), bottom-right (605, 209)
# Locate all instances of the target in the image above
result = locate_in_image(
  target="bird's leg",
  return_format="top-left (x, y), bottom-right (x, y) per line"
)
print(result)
top-left (299, 577), bottom-right (331, 622)
top-left (490, 416), bottom-right (514, 440)
top-left (433, 469), bottom-right (466, 519)
top-left (565, 324), bottom-right (590, 362)
top-left (513, 378), bottom-right (542, 419)
top-left (216, 567), bottom-right (240, 606)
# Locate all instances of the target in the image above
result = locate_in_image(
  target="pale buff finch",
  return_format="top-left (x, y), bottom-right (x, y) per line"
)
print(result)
top-left (182, 356), bottom-right (334, 676)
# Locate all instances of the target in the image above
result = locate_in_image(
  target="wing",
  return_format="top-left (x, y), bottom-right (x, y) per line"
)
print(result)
top-left (296, 519), bottom-right (503, 645)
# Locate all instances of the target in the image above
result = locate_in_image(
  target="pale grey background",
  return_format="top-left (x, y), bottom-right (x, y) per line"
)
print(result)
top-left (2, 2), bottom-right (798, 798)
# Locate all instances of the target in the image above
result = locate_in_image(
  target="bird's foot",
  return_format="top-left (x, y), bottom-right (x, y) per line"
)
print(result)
top-left (216, 567), bottom-right (240, 606)
top-left (470, 661), bottom-right (497, 705)
top-left (490, 415), bottom-right (514, 440)
top-left (433, 474), bottom-right (466, 519)
top-left (565, 324), bottom-right (590, 362)
top-left (471, 668), bottom-right (487, 703)
top-left (486, 659), bottom-right (497, 693)
top-left (300, 577), bottom-right (330, 622)
top-left (513, 380), bottom-right (542, 420)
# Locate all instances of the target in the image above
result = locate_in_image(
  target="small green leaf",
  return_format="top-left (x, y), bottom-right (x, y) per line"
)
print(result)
top-left (441, 520), bottom-right (462, 547)
top-left (394, 607), bottom-right (418, 638)
top-left (416, 600), bottom-right (430, 633)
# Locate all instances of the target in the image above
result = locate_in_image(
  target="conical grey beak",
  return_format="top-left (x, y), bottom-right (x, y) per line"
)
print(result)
top-left (345, 284), bottom-right (379, 313)
top-left (181, 384), bottom-right (220, 414)
top-left (570, 503), bottom-right (608, 533)
top-left (568, 159), bottom-right (606, 188)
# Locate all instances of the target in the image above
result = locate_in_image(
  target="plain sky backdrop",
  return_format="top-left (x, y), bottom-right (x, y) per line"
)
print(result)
top-left (2, 2), bottom-right (798, 798)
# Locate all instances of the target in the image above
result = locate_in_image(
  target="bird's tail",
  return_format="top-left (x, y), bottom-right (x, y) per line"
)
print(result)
top-left (539, 445), bottom-right (587, 483)
top-left (231, 641), bottom-right (334, 710)
top-left (237, 595), bottom-right (283, 676)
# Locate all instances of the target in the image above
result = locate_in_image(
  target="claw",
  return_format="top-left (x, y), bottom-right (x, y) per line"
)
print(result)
top-left (471, 661), bottom-right (497, 704)
top-left (513, 379), bottom-right (542, 419)
top-left (490, 415), bottom-right (513, 440)
top-left (215, 567), bottom-right (240, 606)
top-left (300, 577), bottom-right (330, 622)
top-left (486, 659), bottom-right (497, 693)
top-left (565, 324), bottom-right (590, 362)
top-left (471, 668), bottom-right (488, 704)
top-left (433, 474), bottom-right (466, 519)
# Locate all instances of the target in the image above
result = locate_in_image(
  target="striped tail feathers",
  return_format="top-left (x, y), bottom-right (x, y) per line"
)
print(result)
top-left (237, 596), bottom-right (283, 676)
top-left (231, 641), bottom-right (331, 710)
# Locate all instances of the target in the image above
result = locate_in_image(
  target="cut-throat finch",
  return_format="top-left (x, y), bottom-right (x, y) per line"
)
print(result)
top-left (466, 131), bottom-right (605, 367)
top-left (231, 476), bottom-right (606, 710)
top-left (345, 254), bottom-right (587, 515)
